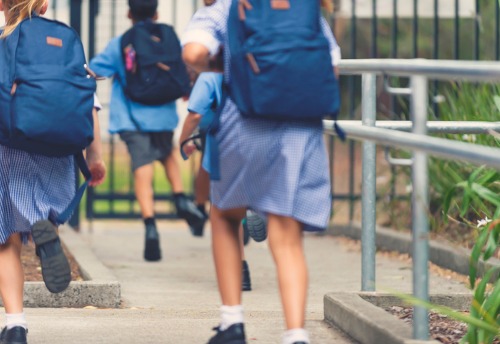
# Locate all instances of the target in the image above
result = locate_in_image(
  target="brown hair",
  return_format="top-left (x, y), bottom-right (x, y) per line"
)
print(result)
top-left (1, 0), bottom-right (46, 38)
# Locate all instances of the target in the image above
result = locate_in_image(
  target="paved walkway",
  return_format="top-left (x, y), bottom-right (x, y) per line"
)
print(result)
top-left (20, 220), bottom-right (468, 343)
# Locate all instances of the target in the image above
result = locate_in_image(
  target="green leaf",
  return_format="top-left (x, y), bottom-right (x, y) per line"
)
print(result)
top-left (483, 234), bottom-right (498, 261)
top-left (461, 327), bottom-right (477, 344)
top-left (471, 184), bottom-right (500, 207)
top-left (482, 280), bottom-right (500, 322)
top-left (493, 95), bottom-right (500, 113)
top-left (469, 166), bottom-right (486, 184)
top-left (470, 227), bottom-right (491, 287)
top-left (471, 268), bottom-right (499, 328)
top-left (443, 186), bottom-right (457, 216)
top-left (477, 329), bottom-right (486, 344)
top-left (475, 170), bottom-right (500, 186)
top-left (494, 208), bottom-right (500, 219)
top-left (460, 189), bottom-right (472, 217)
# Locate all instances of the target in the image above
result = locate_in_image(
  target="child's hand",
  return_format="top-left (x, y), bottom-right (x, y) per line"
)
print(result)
top-left (182, 142), bottom-right (197, 159)
top-left (86, 152), bottom-right (106, 187)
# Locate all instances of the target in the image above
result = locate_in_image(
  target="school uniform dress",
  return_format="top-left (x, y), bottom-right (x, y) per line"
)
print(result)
top-left (0, 96), bottom-right (101, 245)
top-left (182, 0), bottom-right (340, 231)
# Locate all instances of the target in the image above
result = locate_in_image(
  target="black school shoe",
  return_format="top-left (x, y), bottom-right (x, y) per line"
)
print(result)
top-left (0, 326), bottom-right (28, 344)
top-left (208, 323), bottom-right (246, 344)
top-left (242, 260), bottom-right (251, 292)
top-left (144, 223), bottom-right (161, 261)
top-left (32, 220), bottom-right (71, 293)
top-left (174, 195), bottom-right (206, 230)
top-left (243, 211), bottom-right (267, 243)
top-left (189, 220), bottom-right (205, 237)
top-left (189, 206), bottom-right (207, 237)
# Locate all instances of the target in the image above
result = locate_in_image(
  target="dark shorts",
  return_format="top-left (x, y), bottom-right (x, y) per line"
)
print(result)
top-left (119, 131), bottom-right (174, 171)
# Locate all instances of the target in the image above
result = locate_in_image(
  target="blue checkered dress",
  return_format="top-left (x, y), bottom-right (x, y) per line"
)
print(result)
top-left (0, 149), bottom-right (75, 244)
top-left (183, 0), bottom-right (338, 231)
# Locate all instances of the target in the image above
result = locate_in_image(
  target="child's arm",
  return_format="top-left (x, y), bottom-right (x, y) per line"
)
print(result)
top-left (85, 106), bottom-right (106, 187)
top-left (179, 112), bottom-right (202, 158)
top-left (181, 1), bottom-right (227, 72)
top-left (89, 38), bottom-right (121, 78)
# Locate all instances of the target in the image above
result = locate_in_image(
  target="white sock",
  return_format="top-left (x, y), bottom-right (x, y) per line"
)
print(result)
top-left (219, 305), bottom-right (244, 331)
top-left (282, 328), bottom-right (309, 344)
top-left (5, 313), bottom-right (27, 330)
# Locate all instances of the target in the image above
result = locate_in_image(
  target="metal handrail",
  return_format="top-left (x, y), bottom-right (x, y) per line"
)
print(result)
top-left (339, 58), bottom-right (500, 81)
top-left (336, 120), bottom-right (500, 134)
top-left (324, 121), bottom-right (500, 169)
top-left (328, 59), bottom-right (500, 340)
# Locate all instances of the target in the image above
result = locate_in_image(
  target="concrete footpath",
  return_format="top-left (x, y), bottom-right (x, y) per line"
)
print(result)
top-left (17, 220), bottom-right (469, 344)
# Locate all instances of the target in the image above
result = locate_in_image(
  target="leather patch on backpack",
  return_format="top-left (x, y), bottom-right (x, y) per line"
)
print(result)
top-left (46, 36), bottom-right (63, 47)
top-left (271, 0), bottom-right (290, 10)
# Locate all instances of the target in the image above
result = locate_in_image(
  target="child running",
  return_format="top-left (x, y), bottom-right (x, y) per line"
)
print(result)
top-left (181, 0), bottom-right (340, 343)
top-left (90, 0), bottom-right (205, 262)
top-left (179, 46), bottom-right (259, 291)
top-left (0, 0), bottom-right (106, 342)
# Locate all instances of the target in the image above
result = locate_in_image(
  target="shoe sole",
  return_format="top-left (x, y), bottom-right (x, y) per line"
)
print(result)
top-left (190, 226), bottom-right (204, 237)
top-left (242, 285), bottom-right (251, 292)
top-left (177, 204), bottom-right (206, 229)
top-left (245, 214), bottom-right (267, 243)
top-left (144, 239), bottom-right (161, 261)
top-left (32, 220), bottom-right (71, 294)
top-left (184, 213), bottom-right (206, 230)
top-left (189, 218), bottom-right (205, 237)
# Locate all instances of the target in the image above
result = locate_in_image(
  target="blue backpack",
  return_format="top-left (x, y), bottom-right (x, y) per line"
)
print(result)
top-left (0, 16), bottom-right (97, 223)
top-left (0, 16), bottom-right (96, 156)
top-left (227, 0), bottom-right (340, 122)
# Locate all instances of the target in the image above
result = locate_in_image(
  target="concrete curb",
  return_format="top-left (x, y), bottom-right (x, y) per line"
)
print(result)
top-left (324, 292), bottom-right (471, 344)
top-left (328, 223), bottom-right (500, 282)
top-left (2, 226), bottom-right (121, 308)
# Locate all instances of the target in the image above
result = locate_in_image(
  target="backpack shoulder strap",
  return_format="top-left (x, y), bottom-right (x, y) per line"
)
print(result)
top-left (55, 152), bottom-right (92, 224)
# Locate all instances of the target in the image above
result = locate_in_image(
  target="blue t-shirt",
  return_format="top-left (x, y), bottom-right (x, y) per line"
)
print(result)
top-left (187, 72), bottom-right (223, 130)
top-left (187, 72), bottom-right (223, 174)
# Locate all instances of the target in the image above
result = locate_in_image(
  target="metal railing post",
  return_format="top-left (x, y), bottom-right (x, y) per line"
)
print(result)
top-left (410, 75), bottom-right (430, 340)
top-left (361, 73), bottom-right (377, 292)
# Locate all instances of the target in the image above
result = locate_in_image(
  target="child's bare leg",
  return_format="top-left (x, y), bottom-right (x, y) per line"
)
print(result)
top-left (210, 206), bottom-right (246, 305)
top-left (194, 167), bottom-right (210, 207)
top-left (163, 153), bottom-right (205, 229)
top-left (134, 164), bottom-right (161, 261)
top-left (163, 152), bottom-right (183, 194)
top-left (239, 225), bottom-right (245, 260)
top-left (267, 214), bottom-right (307, 330)
top-left (0, 233), bottom-right (24, 313)
top-left (134, 163), bottom-right (155, 218)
